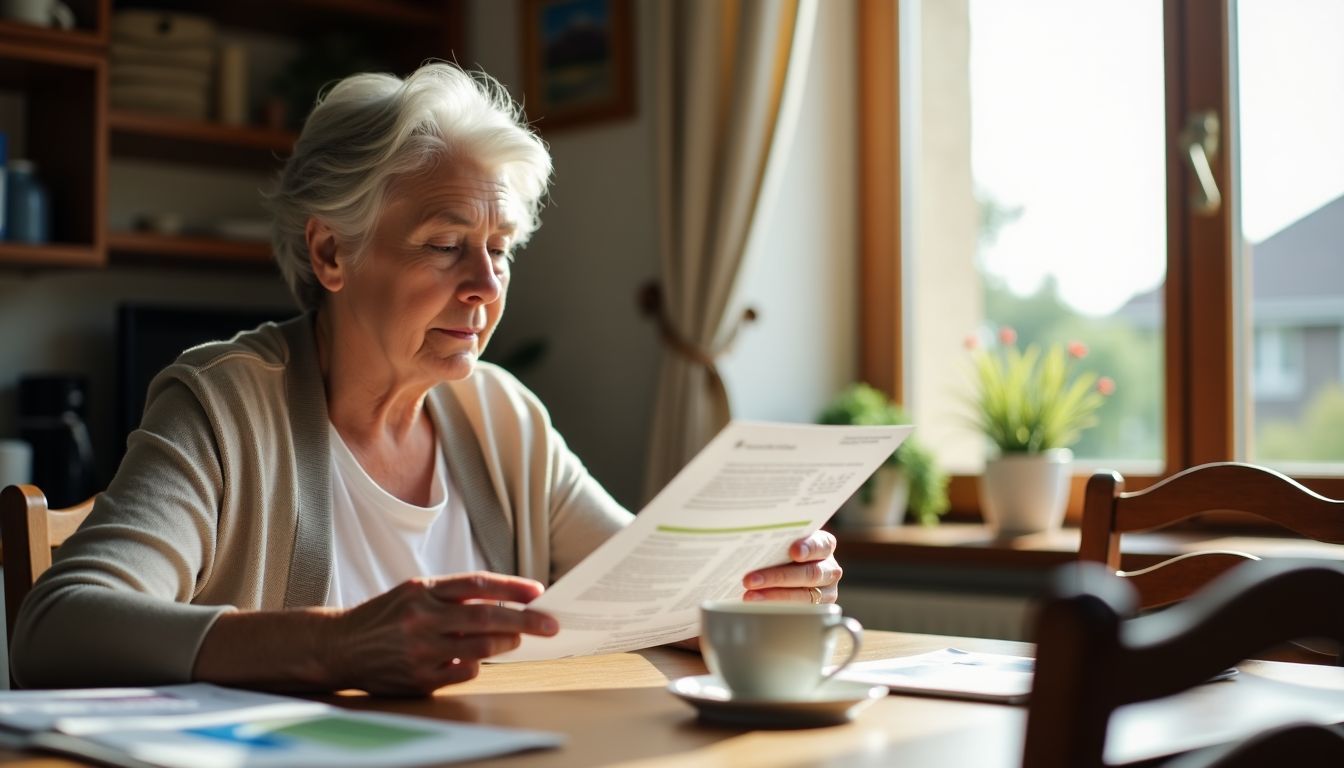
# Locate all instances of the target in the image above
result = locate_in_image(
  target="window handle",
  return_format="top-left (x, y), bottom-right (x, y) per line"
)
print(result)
top-left (1181, 110), bottom-right (1222, 215)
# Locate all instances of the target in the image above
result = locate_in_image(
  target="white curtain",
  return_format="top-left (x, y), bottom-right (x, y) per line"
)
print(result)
top-left (643, 0), bottom-right (818, 499)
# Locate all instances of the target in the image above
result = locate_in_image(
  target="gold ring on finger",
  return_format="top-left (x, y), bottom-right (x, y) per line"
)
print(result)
top-left (809, 586), bottom-right (823, 605)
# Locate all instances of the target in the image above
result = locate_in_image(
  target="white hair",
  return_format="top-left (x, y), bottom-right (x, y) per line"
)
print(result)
top-left (266, 62), bottom-right (552, 311)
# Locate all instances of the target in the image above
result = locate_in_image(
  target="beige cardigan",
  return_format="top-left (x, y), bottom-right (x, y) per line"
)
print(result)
top-left (10, 314), bottom-right (633, 688)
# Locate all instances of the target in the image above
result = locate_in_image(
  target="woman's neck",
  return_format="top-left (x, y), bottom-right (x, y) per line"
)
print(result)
top-left (314, 306), bottom-right (439, 504)
top-left (314, 306), bottom-right (431, 448)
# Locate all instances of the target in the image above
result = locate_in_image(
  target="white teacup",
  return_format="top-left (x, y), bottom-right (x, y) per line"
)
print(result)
top-left (701, 600), bottom-right (863, 700)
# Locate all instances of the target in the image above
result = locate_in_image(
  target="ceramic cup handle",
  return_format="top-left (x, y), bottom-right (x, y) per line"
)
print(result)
top-left (819, 617), bottom-right (864, 685)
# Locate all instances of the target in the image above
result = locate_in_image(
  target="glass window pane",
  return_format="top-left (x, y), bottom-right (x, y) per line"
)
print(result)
top-left (905, 0), bottom-right (1166, 473)
top-left (1236, 0), bottom-right (1344, 471)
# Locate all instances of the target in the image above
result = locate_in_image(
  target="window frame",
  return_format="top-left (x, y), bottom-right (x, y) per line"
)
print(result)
top-left (856, 0), bottom-right (1344, 520)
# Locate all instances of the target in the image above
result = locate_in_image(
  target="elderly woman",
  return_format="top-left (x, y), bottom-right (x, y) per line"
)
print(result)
top-left (10, 63), bottom-right (842, 694)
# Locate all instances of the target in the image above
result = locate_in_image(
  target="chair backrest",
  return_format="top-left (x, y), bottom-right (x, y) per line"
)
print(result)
top-left (1161, 722), bottom-right (1344, 768)
top-left (1, 484), bottom-right (96, 652)
top-left (1023, 559), bottom-right (1344, 768)
top-left (1080, 462), bottom-right (1344, 610)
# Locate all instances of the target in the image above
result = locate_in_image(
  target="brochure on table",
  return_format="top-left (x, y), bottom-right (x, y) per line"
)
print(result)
top-left (496, 420), bottom-right (912, 662)
top-left (0, 683), bottom-right (562, 768)
top-left (838, 648), bottom-right (1036, 704)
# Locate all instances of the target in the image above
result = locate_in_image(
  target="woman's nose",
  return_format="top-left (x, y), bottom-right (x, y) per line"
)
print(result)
top-left (455, 246), bottom-right (503, 304)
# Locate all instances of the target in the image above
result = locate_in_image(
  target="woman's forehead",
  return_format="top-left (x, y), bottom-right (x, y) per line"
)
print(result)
top-left (388, 167), bottom-right (519, 229)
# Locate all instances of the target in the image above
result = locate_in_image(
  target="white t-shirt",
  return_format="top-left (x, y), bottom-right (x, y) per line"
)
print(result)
top-left (324, 422), bottom-right (486, 608)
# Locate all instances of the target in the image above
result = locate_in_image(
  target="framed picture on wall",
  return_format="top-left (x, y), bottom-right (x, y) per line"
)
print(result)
top-left (521, 0), bottom-right (635, 131)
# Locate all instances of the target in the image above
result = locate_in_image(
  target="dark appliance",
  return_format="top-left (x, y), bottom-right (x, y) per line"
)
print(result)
top-left (116, 304), bottom-right (294, 462)
top-left (17, 374), bottom-right (95, 508)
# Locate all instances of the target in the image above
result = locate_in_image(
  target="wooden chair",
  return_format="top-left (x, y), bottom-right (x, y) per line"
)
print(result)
top-left (1162, 722), bottom-right (1344, 768)
top-left (1, 484), bottom-right (97, 653)
top-left (1023, 559), bottom-right (1344, 768)
top-left (1080, 462), bottom-right (1344, 611)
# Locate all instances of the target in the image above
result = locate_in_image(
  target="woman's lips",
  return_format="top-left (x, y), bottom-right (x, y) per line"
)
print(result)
top-left (435, 328), bottom-right (479, 341)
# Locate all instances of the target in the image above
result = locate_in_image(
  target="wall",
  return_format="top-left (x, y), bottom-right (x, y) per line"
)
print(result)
top-left (718, 1), bottom-right (859, 425)
top-left (908, 0), bottom-right (982, 471)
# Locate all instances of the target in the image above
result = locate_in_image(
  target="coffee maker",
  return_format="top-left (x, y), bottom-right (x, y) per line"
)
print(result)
top-left (18, 374), bottom-right (95, 508)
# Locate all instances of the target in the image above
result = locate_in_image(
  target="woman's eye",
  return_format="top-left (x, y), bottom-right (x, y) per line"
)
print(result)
top-left (428, 243), bottom-right (459, 254)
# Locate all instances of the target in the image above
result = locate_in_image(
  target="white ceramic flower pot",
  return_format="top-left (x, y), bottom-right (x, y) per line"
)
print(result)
top-left (979, 449), bottom-right (1073, 535)
top-left (837, 466), bottom-right (910, 529)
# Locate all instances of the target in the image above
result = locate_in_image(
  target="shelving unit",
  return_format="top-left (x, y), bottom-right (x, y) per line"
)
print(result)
top-left (0, 0), bottom-right (463, 271)
top-left (126, 0), bottom-right (452, 38)
top-left (106, 231), bottom-right (272, 266)
top-left (0, 36), bottom-right (106, 266)
top-left (0, 242), bottom-right (101, 268)
top-left (109, 110), bottom-right (296, 165)
top-left (0, 0), bottom-right (108, 48)
top-left (0, 17), bottom-right (106, 49)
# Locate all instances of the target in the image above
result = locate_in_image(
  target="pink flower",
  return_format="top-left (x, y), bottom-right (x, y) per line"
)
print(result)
top-left (998, 326), bottom-right (1017, 346)
top-left (1097, 377), bottom-right (1116, 396)
top-left (1068, 341), bottom-right (1088, 359)
top-left (963, 334), bottom-right (979, 351)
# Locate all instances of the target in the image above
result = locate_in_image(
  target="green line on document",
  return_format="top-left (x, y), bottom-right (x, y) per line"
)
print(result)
top-left (657, 521), bottom-right (811, 534)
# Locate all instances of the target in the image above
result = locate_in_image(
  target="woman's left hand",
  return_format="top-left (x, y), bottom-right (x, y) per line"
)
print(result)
top-left (666, 531), bottom-right (841, 653)
top-left (741, 530), bottom-right (842, 604)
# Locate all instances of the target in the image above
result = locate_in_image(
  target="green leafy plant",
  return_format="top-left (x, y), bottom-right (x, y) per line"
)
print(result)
top-left (819, 384), bottom-right (950, 525)
top-left (968, 327), bottom-right (1115, 453)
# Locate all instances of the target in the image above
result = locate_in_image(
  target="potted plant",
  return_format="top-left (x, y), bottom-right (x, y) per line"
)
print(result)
top-left (967, 327), bottom-right (1115, 535)
top-left (819, 384), bottom-right (950, 527)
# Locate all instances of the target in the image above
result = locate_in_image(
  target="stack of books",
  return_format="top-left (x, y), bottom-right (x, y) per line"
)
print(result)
top-left (110, 10), bottom-right (216, 121)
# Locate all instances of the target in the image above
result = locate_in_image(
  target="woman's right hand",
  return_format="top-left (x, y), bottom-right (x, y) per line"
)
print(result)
top-left (326, 572), bottom-right (558, 696)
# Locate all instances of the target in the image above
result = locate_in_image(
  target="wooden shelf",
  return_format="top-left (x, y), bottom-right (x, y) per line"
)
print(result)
top-left (290, 0), bottom-right (445, 26)
top-left (0, 41), bottom-right (103, 256)
top-left (109, 110), bottom-right (295, 167)
top-left (107, 231), bottom-right (273, 266)
top-left (120, 0), bottom-right (451, 35)
top-left (0, 242), bottom-right (102, 268)
top-left (0, 21), bottom-right (104, 50)
top-left (0, 37), bottom-right (103, 77)
top-left (0, 1), bottom-right (108, 50)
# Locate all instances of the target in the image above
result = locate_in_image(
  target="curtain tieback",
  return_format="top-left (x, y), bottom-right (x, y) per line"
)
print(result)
top-left (639, 281), bottom-right (757, 423)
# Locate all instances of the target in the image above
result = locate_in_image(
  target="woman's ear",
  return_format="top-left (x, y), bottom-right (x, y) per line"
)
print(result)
top-left (306, 218), bottom-right (345, 293)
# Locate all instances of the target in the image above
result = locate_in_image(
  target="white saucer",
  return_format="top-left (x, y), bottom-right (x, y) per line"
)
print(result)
top-left (667, 675), bottom-right (888, 728)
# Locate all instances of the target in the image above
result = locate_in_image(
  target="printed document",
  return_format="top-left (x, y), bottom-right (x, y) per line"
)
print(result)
top-left (0, 683), bottom-right (561, 768)
top-left (496, 421), bottom-right (911, 662)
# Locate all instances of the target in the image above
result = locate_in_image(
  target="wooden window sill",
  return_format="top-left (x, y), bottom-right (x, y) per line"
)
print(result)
top-left (835, 523), bottom-right (1344, 572)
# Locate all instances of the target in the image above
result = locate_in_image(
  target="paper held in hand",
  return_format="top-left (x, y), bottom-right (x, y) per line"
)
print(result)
top-left (494, 420), bottom-right (912, 663)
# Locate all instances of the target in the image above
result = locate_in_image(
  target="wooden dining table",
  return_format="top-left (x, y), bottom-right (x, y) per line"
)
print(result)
top-left (308, 630), bottom-right (1344, 768)
top-left (3, 630), bottom-right (1343, 767)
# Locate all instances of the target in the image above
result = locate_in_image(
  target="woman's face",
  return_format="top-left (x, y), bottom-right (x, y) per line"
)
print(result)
top-left (325, 156), bottom-right (518, 386)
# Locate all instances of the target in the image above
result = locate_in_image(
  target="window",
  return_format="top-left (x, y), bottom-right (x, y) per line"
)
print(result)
top-left (905, 0), bottom-right (1166, 474)
top-left (858, 0), bottom-right (1344, 515)
top-left (1237, 0), bottom-right (1344, 469)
